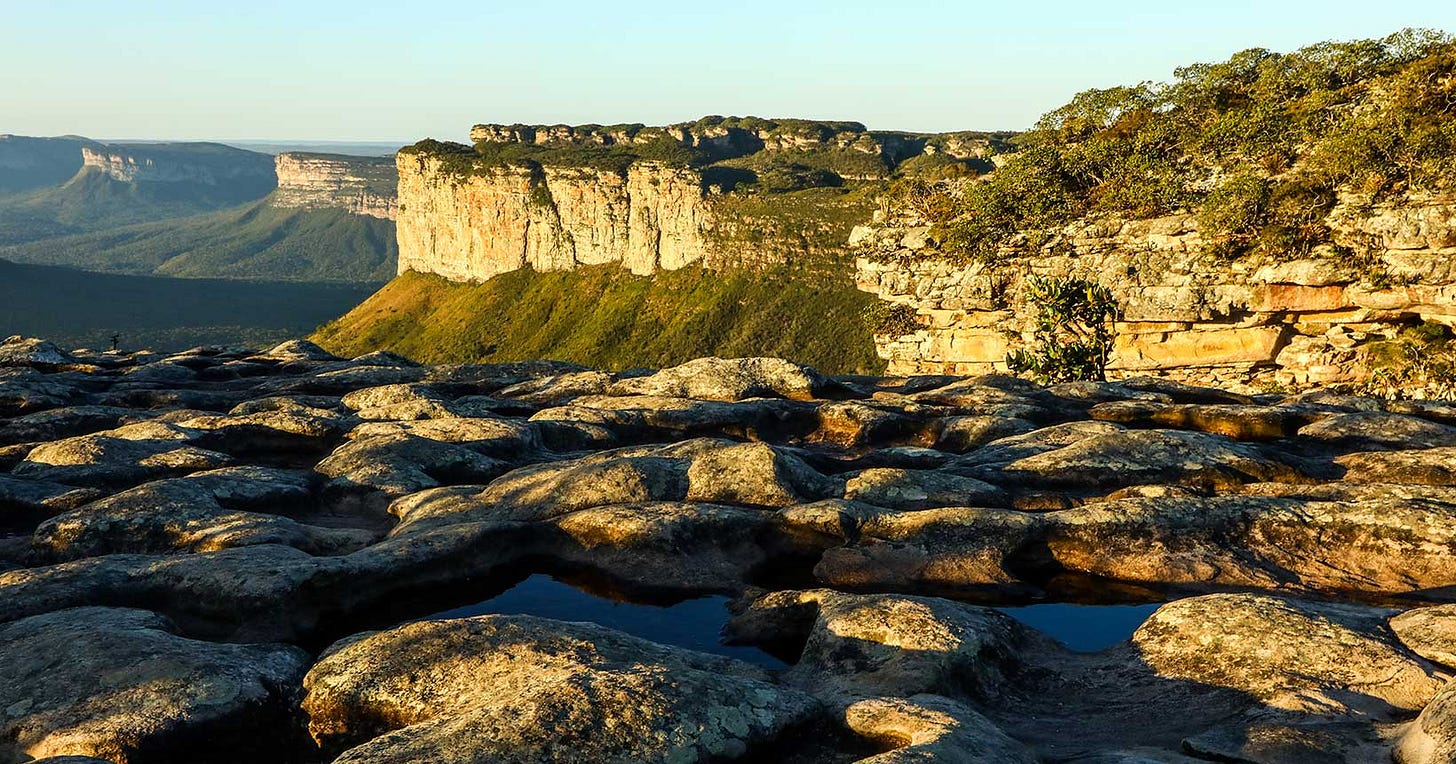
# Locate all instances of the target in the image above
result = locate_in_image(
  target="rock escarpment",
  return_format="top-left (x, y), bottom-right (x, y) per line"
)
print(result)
top-left (273, 153), bottom-right (397, 220)
top-left (856, 193), bottom-right (1456, 394)
top-left (79, 143), bottom-right (275, 187)
top-left (395, 118), bottom-right (1006, 282)
top-left (8, 335), bottom-right (1456, 761)
top-left (395, 155), bottom-right (709, 279)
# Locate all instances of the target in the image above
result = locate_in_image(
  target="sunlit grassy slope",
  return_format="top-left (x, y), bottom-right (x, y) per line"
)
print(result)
top-left (313, 266), bottom-right (885, 374)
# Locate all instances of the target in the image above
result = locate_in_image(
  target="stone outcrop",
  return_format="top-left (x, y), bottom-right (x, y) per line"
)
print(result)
top-left (8, 340), bottom-right (1456, 759)
top-left (856, 193), bottom-right (1456, 394)
top-left (79, 143), bottom-right (275, 187)
top-left (395, 154), bottom-right (710, 280)
top-left (395, 118), bottom-right (1006, 283)
top-left (272, 153), bottom-right (397, 220)
top-left (302, 615), bottom-right (818, 762)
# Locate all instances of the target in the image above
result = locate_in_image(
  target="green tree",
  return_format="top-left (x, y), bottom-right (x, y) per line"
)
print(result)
top-left (1006, 276), bottom-right (1120, 383)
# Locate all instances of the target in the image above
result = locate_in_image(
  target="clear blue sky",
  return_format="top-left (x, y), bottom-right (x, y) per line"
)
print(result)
top-left (4, 0), bottom-right (1453, 142)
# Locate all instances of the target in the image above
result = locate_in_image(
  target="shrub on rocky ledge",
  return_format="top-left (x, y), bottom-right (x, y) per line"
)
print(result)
top-left (1005, 276), bottom-right (1119, 383)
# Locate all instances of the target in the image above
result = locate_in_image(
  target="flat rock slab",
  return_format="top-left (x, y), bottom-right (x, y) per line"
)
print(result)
top-left (303, 614), bottom-right (820, 763)
top-left (0, 607), bottom-right (308, 763)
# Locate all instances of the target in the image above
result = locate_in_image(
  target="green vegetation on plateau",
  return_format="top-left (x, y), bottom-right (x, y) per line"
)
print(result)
top-left (0, 259), bottom-right (376, 352)
top-left (906, 29), bottom-right (1456, 262)
top-left (406, 116), bottom-right (1007, 193)
top-left (1, 197), bottom-right (397, 282)
top-left (313, 266), bottom-right (885, 374)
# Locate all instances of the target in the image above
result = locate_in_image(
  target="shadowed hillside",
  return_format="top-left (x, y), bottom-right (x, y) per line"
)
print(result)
top-left (1, 198), bottom-right (397, 282)
top-left (0, 259), bottom-right (377, 351)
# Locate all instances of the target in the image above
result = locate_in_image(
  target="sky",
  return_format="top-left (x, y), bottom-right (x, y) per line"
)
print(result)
top-left (4, 0), bottom-right (1455, 142)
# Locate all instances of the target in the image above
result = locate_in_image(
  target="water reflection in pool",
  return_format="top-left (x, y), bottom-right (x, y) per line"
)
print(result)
top-left (423, 573), bottom-right (788, 668)
top-left (422, 574), bottom-right (1164, 666)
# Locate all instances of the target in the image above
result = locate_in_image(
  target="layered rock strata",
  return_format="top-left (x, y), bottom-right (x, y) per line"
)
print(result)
top-left (7, 335), bottom-right (1456, 761)
top-left (395, 155), bottom-right (710, 280)
top-left (272, 152), bottom-right (397, 220)
top-left (856, 194), bottom-right (1456, 393)
top-left (79, 144), bottom-right (275, 186)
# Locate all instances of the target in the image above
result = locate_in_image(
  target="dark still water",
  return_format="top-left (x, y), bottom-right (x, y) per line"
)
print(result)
top-left (996, 602), bottom-right (1161, 652)
top-left (421, 574), bottom-right (1165, 666)
top-left (425, 574), bottom-right (788, 668)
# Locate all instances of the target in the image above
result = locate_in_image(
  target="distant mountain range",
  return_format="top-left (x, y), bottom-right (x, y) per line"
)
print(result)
top-left (0, 134), bottom-right (397, 282)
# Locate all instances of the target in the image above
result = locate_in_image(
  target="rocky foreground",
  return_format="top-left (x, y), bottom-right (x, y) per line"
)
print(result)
top-left (8, 336), bottom-right (1456, 762)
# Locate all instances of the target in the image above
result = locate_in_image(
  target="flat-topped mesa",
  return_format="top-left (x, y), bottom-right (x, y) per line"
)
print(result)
top-left (272, 153), bottom-right (397, 220)
top-left (80, 143), bottom-right (276, 186)
top-left (396, 117), bottom-right (1011, 283)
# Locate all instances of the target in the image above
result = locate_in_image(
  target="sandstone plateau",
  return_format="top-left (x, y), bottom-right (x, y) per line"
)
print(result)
top-left (4, 334), bottom-right (1456, 761)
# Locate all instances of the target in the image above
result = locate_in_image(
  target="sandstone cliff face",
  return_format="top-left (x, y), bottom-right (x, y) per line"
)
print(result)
top-left (395, 153), bottom-right (709, 280)
top-left (80, 144), bottom-right (275, 186)
top-left (855, 194), bottom-right (1456, 393)
top-left (273, 153), bottom-right (397, 220)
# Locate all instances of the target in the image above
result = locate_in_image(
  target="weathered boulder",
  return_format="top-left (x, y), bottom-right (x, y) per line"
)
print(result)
top-left (315, 433), bottom-right (509, 510)
top-left (340, 382), bottom-right (522, 421)
top-left (818, 494), bottom-right (1456, 599)
top-left (260, 339), bottom-right (339, 362)
top-left (1133, 594), bottom-right (1446, 717)
top-left (494, 370), bottom-right (618, 404)
top-left (32, 469), bottom-right (368, 561)
top-left (530, 394), bottom-right (815, 443)
top-left (0, 406), bottom-right (137, 447)
top-left (302, 615), bottom-right (820, 763)
top-left (843, 695), bottom-right (1037, 764)
top-left (1399, 678), bottom-right (1456, 764)
top-left (1336, 447), bottom-right (1456, 485)
top-left (1393, 605), bottom-right (1456, 669)
top-left (0, 370), bottom-right (78, 416)
top-left (548, 502), bottom-right (782, 591)
top-left (1299, 411), bottom-right (1456, 450)
top-left (13, 422), bottom-right (233, 488)
top-left (389, 438), bottom-right (838, 533)
top-left (174, 405), bottom-right (354, 455)
top-left (348, 416), bottom-right (541, 458)
top-left (0, 522), bottom-right (539, 643)
top-left (255, 363), bottom-right (428, 396)
top-left (727, 589), bottom-right (1041, 701)
top-left (0, 607), bottom-right (308, 763)
top-left (989, 429), bottom-right (1307, 492)
top-left (810, 401), bottom-right (939, 448)
top-left (0, 336), bottom-right (72, 368)
top-left (906, 376), bottom-right (1060, 420)
top-left (0, 475), bottom-right (98, 525)
top-left (1088, 400), bottom-right (1321, 440)
top-left (932, 415), bottom-right (1037, 453)
top-left (606, 356), bottom-right (833, 401)
top-left (945, 421), bottom-right (1126, 470)
top-left (843, 468), bottom-right (1009, 510)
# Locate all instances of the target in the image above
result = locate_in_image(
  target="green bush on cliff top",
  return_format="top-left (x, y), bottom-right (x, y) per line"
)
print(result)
top-left (922, 29), bottom-right (1456, 262)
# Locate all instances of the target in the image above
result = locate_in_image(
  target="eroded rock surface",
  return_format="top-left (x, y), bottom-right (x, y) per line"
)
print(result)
top-left (0, 607), bottom-right (308, 763)
top-left (303, 615), bottom-right (819, 763)
top-left (1, 339), bottom-right (1456, 761)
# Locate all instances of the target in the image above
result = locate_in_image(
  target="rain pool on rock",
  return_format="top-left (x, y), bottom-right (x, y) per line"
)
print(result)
top-left (995, 602), bottom-right (1163, 652)
top-left (421, 574), bottom-right (789, 668)
top-left (420, 574), bottom-right (1164, 663)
